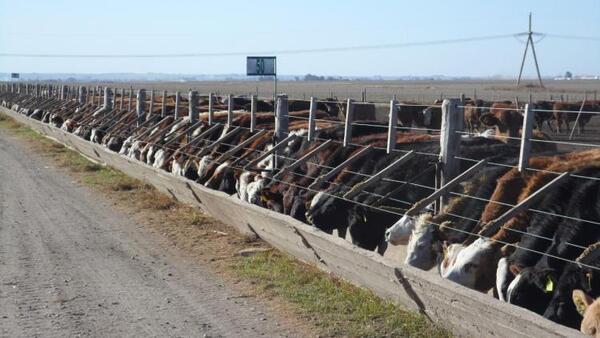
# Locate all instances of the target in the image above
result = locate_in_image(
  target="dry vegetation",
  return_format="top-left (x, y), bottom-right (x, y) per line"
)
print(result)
top-left (92, 79), bottom-right (600, 103)
top-left (0, 113), bottom-right (450, 338)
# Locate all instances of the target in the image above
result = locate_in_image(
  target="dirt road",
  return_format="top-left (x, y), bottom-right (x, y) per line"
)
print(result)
top-left (0, 129), bottom-right (302, 337)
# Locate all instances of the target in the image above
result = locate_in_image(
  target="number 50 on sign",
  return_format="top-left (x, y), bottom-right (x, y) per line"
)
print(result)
top-left (246, 56), bottom-right (276, 76)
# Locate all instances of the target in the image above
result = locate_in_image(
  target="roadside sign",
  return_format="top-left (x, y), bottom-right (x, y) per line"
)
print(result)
top-left (246, 56), bottom-right (276, 76)
top-left (11, 73), bottom-right (19, 79)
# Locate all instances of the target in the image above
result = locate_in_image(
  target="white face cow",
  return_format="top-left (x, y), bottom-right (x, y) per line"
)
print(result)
top-left (440, 238), bottom-right (498, 292)
top-left (385, 204), bottom-right (434, 246)
top-left (385, 214), bottom-right (416, 246)
top-left (404, 215), bottom-right (442, 271)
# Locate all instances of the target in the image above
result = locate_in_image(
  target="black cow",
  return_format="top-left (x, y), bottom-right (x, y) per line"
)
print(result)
top-left (507, 170), bottom-right (600, 328)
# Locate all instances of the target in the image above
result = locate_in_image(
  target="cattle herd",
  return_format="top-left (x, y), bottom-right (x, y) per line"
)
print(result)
top-left (1, 84), bottom-right (600, 335)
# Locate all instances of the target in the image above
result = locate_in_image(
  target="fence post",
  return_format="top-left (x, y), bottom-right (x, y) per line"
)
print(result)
top-left (78, 86), bottom-right (86, 105)
top-left (149, 89), bottom-right (155, 117)
top-left (387, 99), bottom-right (398, 154)
top-left (60, 85), bottom-right (66, 100)
top-left (275, 94), bottom-right (289, 141)
top-left (207, 93), bottom-right (214, 125)
top-left (161, 90), bottom-right (167, 117)
top-left (48, 85), bottom-right (53, 98)
top-left (518, 103), bottom-right (534, 172)
top-left (227, 94), bottom-right (234, 126)
top-left (250, 94), bottom-right (257, 132)
top-left (104, 87), bottom-right (113, 110)
top-left (118, 88), bottom-right (123, 111)
top-left (188, 90), bottom-right (198, 123)
top-left (128, 88), bottom-right (133, 112)
top-left (136, 89), bottom-right (146, 127)
top-left (343, 99), bottom-right (354, 147)
top-left (308, 96), bottom-right (317, 141)
top-left (274, 94), bottom-right (289, 170)
top-left (439, 98), bottom-right (463, 210)
top-left (174, 91), bottom-right (180, 119)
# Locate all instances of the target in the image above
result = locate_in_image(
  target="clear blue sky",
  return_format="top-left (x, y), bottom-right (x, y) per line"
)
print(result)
top-left (1, 0), bottom-right (599, 77)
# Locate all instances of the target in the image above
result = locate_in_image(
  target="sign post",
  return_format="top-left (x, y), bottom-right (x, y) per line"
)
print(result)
top-left (246, 56), bottom-right (277, 114)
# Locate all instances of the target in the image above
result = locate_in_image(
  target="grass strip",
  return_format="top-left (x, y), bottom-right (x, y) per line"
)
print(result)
top-left (0, 112), bottom-right (450, 337)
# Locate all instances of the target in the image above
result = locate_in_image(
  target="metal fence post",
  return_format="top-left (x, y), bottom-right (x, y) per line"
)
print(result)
top-left (439, 98), bottom-right (463, 210)
top-left (136, 89), bottom-right (146, 127)
top-left (343, 99), bottom-right (354, 147)
top-left (387, 99), bottom-right (398, 154)
top-left (208, 93), bottom-right (214, 125)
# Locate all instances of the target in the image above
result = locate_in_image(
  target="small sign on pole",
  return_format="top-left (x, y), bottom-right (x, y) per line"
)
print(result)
top-left (246, 56), bottom-right (276, 76)
top-left (246, 56), bottom-right (278, 117)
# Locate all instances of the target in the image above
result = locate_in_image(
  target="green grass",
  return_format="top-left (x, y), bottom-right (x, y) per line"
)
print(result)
top-left (0, 112), bottom-right (450, 338)
top-left (237, 251), bottom-right (450, 337)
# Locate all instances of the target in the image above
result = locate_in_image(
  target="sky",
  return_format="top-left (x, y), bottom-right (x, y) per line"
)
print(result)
top-left (0, 0), bottom-right (599, 77)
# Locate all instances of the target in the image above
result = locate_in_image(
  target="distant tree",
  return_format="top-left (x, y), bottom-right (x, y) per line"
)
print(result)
top-left (565, 71), bottom-right (573, 79)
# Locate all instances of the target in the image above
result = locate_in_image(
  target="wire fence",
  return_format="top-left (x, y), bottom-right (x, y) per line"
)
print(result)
top-left (2, 83), bottom-right (600, 330)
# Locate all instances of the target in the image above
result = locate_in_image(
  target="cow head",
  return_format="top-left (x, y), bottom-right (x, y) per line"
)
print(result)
top-left (440, 238), bottom-right (501, 292)
top-left (404, 214), bottom-right (443, 270)
top-left (506, 266), bottom-right (556, 316)
top-left (479, 108), bottom-right (523, 140)
top-left (544, 260), bottom-right (600, 329)
top-left (385, 214), bottom-right (416, 245)
top-left (573, 290), bottom-right (600, 336)
top-left (305, 191), bottom-right (351, 234)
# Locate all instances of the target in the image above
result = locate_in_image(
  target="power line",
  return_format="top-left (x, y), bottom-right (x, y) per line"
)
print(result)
top-left (0, 33), bottom-right (518, 58)
top-left (544, 33), bottom-right (600, 42)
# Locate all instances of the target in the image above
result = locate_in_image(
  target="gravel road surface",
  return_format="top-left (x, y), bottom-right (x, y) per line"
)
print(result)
top-left (0, 129), bottom-right (302, 337)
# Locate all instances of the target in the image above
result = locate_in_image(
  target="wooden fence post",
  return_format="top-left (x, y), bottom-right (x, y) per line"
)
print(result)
top-left (188, 90), bottom-right (198, 123)
top-left (207, 93), bottom-right (214, 125)
top-left (275, 95), bottom-right (289, 141)
top-left (78, 86), bottom-right (86, 105)
top-left (439, 98), bottom-right (463, 210)
top-left (136, 89), bottom-right (146, 127)
top-left (250, 94), bottom-right (257, 132)
top-left (161, 90), bottom-right (167, 117)
top-left (518, 103), bottom-right (534, 172)
top-left (308, 97), bottom-right (317, 141)
top-left (227, 94), bottom-right (234, 126)
top-left (118, 88), bottom-right (123, 111)
top-left (174, 91), bottom-right (180, 119)
top-left (274, 95), bottom-right (289, 170)
top-left (343, 99), bottom-right (354, 147)
top-left (149, 89), bottom-right (155, 117)
top-left (104, 87), bottom-right (113, 111)
top-left (387, 99), bottom-right (398, 154)
top-left (127, 88), bottom-right (133, 112)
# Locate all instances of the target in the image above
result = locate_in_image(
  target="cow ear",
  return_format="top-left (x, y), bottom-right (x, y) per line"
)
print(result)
top-left (480, 113), bottom-right (499, 127)
top-left (572, 289), bottom-right (594, 317)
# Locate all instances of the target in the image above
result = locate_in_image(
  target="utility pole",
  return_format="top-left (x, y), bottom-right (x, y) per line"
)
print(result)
top-left (516, 13), bottom-right (544, 88)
